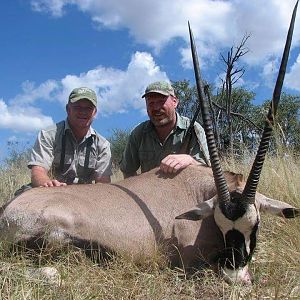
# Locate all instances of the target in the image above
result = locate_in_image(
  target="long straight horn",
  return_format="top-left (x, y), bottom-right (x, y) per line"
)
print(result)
top-left (188, 22), bottom-right (230, 202)
top-left (243, 0), bottom-right (298, 202)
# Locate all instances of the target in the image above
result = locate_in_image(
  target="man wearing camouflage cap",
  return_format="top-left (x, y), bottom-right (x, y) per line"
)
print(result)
top-left (120, 80), bottom-right (210, 177)
top-left (25, 87), bottom-right (112, 189)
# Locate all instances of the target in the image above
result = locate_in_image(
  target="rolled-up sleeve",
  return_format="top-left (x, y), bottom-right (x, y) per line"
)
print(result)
top-left (119, 127), bottom-right (141, 175)
top-left (191, 122), bottom-right (210, 166)
top-left (28, 129), bottom-right (55, 170)
top-left (94, 139), bottom-right (113, 177)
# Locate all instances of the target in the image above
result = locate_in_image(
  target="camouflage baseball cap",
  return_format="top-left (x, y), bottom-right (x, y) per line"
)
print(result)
top-left (142, 81), bottom-right (175, 98)
top-left (68, 87), bottom-right (97, 107)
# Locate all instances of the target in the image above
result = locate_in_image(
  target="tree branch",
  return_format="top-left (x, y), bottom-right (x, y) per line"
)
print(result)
top-left (212, 101), bottom-right (262, 131)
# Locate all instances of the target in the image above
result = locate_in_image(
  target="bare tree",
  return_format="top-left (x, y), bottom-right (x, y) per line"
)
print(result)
top-left (219, 34), bottom-right (250, 156)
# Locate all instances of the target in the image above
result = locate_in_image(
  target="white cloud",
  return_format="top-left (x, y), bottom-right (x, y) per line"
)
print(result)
top-left (28, 0), bottom-right (300, 96)
top-left (30, 0), bottom-right (300, 65)
top-left (58, 51), bottom-right (168, 115)
top-left (0, 99), bottom-right (54, 132)
top-left (98, 51), bottom-right (168, 114)
top-left (11, 80), bottom-right (59, 105)
top-left (3, 0), bottom-right (299, 135)
top-left (259, 58), bottom-right (279, 88)
top-left (285, 54), bottom-right (300, 90)
top-left (0, 51), bottom-right (166, 132)
top-left (30, 0), bottom-right (69, 17)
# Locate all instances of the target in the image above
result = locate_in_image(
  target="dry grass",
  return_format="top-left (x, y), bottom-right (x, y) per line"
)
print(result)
top-left (0, 153), bottom-right (299, 299)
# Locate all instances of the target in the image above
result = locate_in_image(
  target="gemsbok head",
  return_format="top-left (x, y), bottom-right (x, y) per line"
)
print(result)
top-left (176, 0), bottom-right (299, 284)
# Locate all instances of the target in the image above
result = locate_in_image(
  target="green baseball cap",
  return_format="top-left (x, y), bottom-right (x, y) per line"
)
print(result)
top-left (68, 87), bottom-right (97, 107)
top-left (142, 81), bottom-right (175, 98)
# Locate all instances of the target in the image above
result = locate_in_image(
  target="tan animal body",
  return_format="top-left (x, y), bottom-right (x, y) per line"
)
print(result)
top-left (0, 166), bottom-right (230, 263)
top-left (0, 165), bottom-right (298, 284)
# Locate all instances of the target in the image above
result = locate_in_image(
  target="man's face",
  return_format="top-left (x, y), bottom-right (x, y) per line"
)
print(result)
top-left (146, 93), bottom-right (178, 127)
top-left (67, 99), bottom-right (97, 130)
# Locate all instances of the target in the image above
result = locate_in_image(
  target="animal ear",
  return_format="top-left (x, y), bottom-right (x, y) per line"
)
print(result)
top-left (258, 195), bottom-right (299, 218)
top-left (175, 197), bottom-right (216, 221)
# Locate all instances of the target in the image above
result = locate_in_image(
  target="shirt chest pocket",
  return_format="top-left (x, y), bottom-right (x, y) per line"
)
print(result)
top-left (138, 150), bottom-right (158, 173)
top-left (78, 152), bottom-right (97, 169)
top-left (139, 150), bottom-right (156, 162)
top-left (53, 148), bottom-right (74, 168)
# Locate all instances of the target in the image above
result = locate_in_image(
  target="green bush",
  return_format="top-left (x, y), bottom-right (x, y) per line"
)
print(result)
top-left (108, 128), bottom-right (130, 169)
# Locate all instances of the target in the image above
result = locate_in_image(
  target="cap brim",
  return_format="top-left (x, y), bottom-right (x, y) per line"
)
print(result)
top-left (69, 96), bottom-right (97, 106)
top-left (142, 90), bottom-right (170, 98)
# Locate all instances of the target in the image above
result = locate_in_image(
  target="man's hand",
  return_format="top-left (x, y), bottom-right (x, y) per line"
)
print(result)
top-left (160, 154), bottom-right (200, 174)
top-left (95, 175), bottom-right (111, 183)
top-left (41, 180), bottom-right (67, 187)
top-left (31, 165), bottom-right (66, 188)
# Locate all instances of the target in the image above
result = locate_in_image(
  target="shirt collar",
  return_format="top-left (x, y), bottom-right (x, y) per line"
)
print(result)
top-left (64, 119), bottom-right (96, 139)
top-left (174, 113), bottom-right (187, 130)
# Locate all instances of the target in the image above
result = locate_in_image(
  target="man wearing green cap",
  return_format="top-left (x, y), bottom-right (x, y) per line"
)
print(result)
top-left (120, 81), bottom-right (210, 178)
top-left (25, 87), bottom-right (112, 189)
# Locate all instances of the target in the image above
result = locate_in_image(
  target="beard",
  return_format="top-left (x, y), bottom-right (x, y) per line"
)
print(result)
top-left (149, 110), bottom-right (175, 127)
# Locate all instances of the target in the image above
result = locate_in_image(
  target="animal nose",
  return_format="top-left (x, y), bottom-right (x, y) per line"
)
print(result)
top-left (222, 265), bottom-right (252, 285)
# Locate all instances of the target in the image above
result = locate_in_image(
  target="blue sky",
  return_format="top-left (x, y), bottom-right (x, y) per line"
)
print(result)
top-left (1, 0), bottom-right (300, 161)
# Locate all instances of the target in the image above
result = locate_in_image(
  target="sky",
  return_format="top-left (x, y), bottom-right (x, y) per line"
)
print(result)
top-left (0, 0), bottom-right (300, 162)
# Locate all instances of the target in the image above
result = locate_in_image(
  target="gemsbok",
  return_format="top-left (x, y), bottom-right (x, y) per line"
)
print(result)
top-left (0, 1), bottom-right (299, 285)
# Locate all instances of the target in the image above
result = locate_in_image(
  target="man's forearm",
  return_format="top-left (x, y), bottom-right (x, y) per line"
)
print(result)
top-left (31, 173), bottom-right (51, 187)
top-left (31, 169), bottom-right (67, 187)
top-left (31, 174), bottom-right (51, 187)
top-left (31, 166), bottom-right (51, 187)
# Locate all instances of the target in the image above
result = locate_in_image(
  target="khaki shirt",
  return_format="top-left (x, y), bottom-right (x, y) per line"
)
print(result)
top-left (120, 113), bottom-right (210, 174)
top-left (28, 120), bottom-right (112, 184)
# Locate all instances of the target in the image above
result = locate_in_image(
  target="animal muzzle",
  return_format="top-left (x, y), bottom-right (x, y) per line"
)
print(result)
top-left (222, 265), bottom-right (252, 285)
top-left (218, 229), bottom-right (251, 266)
